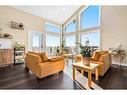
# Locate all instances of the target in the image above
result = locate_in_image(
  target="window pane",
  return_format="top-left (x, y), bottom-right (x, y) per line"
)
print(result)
top-left (32, 33), bottom-right (39, 47)
top-left (81, 32), bottom-right (100, 47)
top-left (46, 35), bottom-right (60, 46)
top-left (81, 6), bottom-right (99, 29)
top-left (45, 24), bottom-right (60, 33)
top-left (66, 36), bottom-right (76, 46)
top-left (65, 20), bottom-right (76, 33)
top-left (66, 35), bottom-right (76, 53)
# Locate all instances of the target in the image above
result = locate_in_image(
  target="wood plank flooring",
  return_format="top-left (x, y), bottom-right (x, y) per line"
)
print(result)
top-left (67, 60), bottom-right (127, 89)
top-left (0, 63), bottom-right (127, 89)
top-left (0, 65), bottom-right (81, 89)
top-left (83, 64), bottom-right (127, 89)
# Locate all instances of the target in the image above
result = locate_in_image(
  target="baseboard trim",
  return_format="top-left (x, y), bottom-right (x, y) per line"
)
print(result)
top-left (112, 63), bottom-right (127, 67)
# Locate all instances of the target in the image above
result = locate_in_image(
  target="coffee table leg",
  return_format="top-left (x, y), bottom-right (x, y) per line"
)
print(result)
top-left (73, 66), bottom-right (76, 80)
top-left (81, 70), bottom-right (84, 75)
top-left (95, 67), bottom-right (99, 80)
top-left (88, 71), bottom-right (92, 88)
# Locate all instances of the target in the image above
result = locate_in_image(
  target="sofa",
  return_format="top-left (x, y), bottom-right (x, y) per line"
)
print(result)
top-left (25, 51), bottom-right (65, 79)
top-left (75, 50), bottom-right (112, 76)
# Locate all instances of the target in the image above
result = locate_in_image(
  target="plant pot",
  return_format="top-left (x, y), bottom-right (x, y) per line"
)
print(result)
top-left (82, 56), bottom-right (90, 66)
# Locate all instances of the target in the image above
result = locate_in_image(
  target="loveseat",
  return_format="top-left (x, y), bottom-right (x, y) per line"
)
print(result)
top-left (25, 51), bottom-right (65, 79)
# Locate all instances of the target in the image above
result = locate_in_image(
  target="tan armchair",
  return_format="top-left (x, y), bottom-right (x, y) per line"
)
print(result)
top-left (75, 51), bottom-right (112, 76)
top-left (25, 51), bottom-right (65, 79)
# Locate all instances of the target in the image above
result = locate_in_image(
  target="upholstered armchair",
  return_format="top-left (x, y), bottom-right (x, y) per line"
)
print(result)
top-left (75, 51), bottom-right (112, 76)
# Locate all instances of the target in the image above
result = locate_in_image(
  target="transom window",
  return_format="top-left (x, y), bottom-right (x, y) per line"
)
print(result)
top-left (45, 24), bottom-right (61, 33)
top-left (65, 20), bottom-right (76, 33)
top-left (80, 6), bottom-right (99, 30)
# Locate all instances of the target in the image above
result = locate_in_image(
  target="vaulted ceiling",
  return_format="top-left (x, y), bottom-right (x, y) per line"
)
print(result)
top-left (13, 6), bottom-right (81, 24)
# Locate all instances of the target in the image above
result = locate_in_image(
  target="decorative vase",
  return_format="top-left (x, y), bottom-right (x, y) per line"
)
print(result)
top-left (82, 56), bottom-right (90, 66)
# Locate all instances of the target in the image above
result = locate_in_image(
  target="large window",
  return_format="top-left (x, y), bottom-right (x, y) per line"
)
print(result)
top-left (63, 5), bottom-right (100, 55)
top-left (79, 6), bottom-right (100, 51)
top-left (80, 32), bottom-right (100, 47)
top-left (80, 6), bottom-right (99, 29)
top-left (64, 19), bottom-right (76, 54)
top-left (45, 23), bottom-right (61, 56)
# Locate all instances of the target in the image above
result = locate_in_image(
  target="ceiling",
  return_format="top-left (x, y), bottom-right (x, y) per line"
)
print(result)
top-left (13, 6), bottom-right (81, 24)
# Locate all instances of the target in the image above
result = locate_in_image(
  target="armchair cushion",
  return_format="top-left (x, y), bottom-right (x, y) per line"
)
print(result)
top-left (91, 51), bottom-right (100, 61)
top-left (48, 56), bottom-right (64, 62)
top-left (28, 51), bottom-right (48, 62)
top-left (26, 53), bottom-right (42, 63)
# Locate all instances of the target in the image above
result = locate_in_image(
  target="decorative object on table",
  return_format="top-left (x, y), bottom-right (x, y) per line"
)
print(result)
top-left (10, 21), bottom-right (24, 30)
top-left (0, 33), bottom-right (13, 39)
top-left (76, 42), bottom-right (94, 66)
top-left (13, 42), bottom-right (25, 65)
top-left (109, 44), bottom-right (126, 65)
top-left (13, 42), bottom-right (25, 50)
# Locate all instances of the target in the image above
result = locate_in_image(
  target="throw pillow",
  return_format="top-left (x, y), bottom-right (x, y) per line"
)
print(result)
top-left (41, 52), bottom-right (48, 62)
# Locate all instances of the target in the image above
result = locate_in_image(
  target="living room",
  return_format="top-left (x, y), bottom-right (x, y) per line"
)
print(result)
top-left (0, 2), bottom-right (127, 92)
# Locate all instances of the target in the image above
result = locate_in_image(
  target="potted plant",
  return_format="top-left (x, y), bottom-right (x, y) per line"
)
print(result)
top-left (76, 43), bottom-right (94, 66)
top-left (13, 42), bottom-right (25, 50)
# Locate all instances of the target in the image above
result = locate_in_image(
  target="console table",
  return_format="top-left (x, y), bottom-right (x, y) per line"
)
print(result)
top-left (0, 49), bottom-right (13, 67)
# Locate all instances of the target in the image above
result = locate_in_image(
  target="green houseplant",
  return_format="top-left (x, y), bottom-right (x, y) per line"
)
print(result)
top-left (76, 42), bottom-right (94, 66)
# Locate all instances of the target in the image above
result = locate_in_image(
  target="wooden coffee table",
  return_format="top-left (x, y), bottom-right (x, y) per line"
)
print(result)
top-left (73, 61), bottom-right (99, 88)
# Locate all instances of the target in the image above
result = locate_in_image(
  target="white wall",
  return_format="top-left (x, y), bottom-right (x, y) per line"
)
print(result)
top-left (0, 6), bottom-right (61, 51)
top-left (101, 6), bottom-right (127, 64)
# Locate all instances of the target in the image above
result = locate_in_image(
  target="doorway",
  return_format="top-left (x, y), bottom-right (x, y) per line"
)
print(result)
top-left (28, 30), bottom-right (43, 51)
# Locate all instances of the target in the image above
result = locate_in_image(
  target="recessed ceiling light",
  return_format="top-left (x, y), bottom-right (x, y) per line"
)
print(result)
top-left (62, 8), bottom-right (66, 11)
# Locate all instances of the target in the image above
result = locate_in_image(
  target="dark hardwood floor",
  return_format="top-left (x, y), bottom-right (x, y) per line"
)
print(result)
top-left (67, 59), bottom-right (127, 89)
top-left (0, 65), bottom-right (81, 89)
top-left (0, 63), bottom-right (127, 89)
top-left (84, 64), bottom-right (127, 89)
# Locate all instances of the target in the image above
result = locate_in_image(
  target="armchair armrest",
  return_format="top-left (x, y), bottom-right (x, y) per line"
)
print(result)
top-left (99, 53), bottom-right (111, 65)
top-left (25, 53), bottom-right (42, 64)
top-left (48, 56), bottom-right (64, 62)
